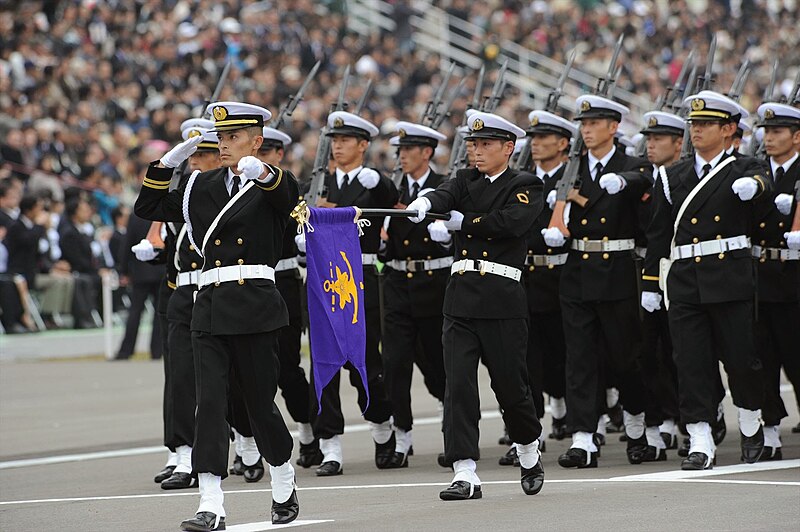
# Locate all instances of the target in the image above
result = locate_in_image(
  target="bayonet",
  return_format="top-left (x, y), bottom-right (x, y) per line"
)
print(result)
top-left (272, 60), bottom-right (321, 130)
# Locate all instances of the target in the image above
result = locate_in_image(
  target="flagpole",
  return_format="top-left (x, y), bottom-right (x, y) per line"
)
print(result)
top-left (355, 209), bottom-right (451, 220)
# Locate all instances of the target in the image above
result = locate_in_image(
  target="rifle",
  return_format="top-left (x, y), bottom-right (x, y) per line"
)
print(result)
top-left (746, 59), bottom-right (780, 157)
top-left (419, 62), bottom-right (456, 126)
top-left (272, 60), bottom-right (321, 131)
top-left (680, 35), bottom-right (717, 159)
top-left (548, 35), bottom-right (625, 237)
top-left (514, 50), bottom-right (576, 171)
top-left (446, 65), bottom-right (486, 179)
top-left (304, 65), bottom-right (351, 206)
top-left (202, 60), bottom-right (233, 119)
top-left (354, 78), bottom-right (373, 114)
top-left (727, 59), bottom-right (751, 102)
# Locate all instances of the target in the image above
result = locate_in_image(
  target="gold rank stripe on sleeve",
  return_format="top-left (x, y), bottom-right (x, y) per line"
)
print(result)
top-left (256, 165), bottom-right (283, 191)
top-left (167, 280), bottom-right (177, 289)
top-left (752, 175), bottom-right (767, 196)
top-left (642, 275), bottom-right (660, 281)
top-left (142, 177), bottom-right (171, 189)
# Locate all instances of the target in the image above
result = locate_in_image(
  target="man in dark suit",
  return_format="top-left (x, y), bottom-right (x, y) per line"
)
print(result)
top-left (306, 111), bottom-right (398, 477)
top-left (380, 121), bottom-right (449, 468)
top-left (407, 111), bottom-right (545, 500)
top-left (59, 196), bottom-right (102, 329)
top-left (751, 102), bottom-right (800, 460)
top-left (642, 90), bottom-right (771, 470)
top-left (542, 95), bottom-right (652, 469)
top-left (135, 101), bottom-right (300, 530)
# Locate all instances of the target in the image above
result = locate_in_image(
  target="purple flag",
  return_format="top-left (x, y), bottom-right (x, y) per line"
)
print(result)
top-left (305, 207), bottom-right (369, 413)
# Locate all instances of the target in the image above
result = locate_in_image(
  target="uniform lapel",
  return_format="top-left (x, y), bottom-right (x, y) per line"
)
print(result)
top-left (478, 167), bottom-right (513, 209)
top-left (685, 158), bottom-right (735, 214)
top-left (337, 169), bottom-right (366, 206)
top-left (208, 168), bottom-right (230, 211)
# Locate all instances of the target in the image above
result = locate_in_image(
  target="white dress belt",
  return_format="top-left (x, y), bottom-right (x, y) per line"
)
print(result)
top-left (525, 254), bottom-right (568, 267)
top-left (198, 264), bottom-right (275, 289)
top-left (752, 245), bottom-right (800, 261)
top-left (361, 253), bottom-right (379, 265)
top-left (451, 259), bottom-right (522, 282)
top-left (176, 269), bottom-right (202, 288)
top-left (670, 235), bottom-right (750, 260)
top-left (388, 257), bottom-right (454, 272)
top-left (570, 238), bottom-right (636, 252)
top-left (275, 257), bottom-right (300, 271)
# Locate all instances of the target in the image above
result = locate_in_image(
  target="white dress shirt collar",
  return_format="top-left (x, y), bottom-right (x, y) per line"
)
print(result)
top-left (588, 146), bottom-right (616, 179)
top-left (535, 162), bottom-right (563, 181)
top-left (336, 166), bottom-right (363, 189)
top-left (771, 152), bottom-right (799, 179)
top-left (485, 166), bottom-right (509, 183)
top-left (694, 150), bottom-right (726, 178)
top-left (406, 168), bottom-right (431, 191)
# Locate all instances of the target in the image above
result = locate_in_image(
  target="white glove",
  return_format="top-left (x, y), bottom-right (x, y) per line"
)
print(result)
top-left (131, 239), bottom-right (157, 261)
top-left (357, 168), bottom-right (380, 189)
top-left (295, 233), bottom-right (306, 253)
top-left (732, 177), bottom-right (758, 201)
top-left (443, 210), bottom-right (464, 231)
top-left (641, 291), bottom-right (663, 313)
top-left (599, 173), bottom-right (626, 195)
top-left (785, 231), bottom-right (800, 250)
top-left (160, 135), bottom-right (203, 168)
top-left (541, 227), bottom-right (566, 247)
top-left (546, 189), bottom-right (557, 210)
top-left (775, 193), bottom-right (794, 216)
top-left (237, 156), bottom-right (266, 180)
top-left (407, 197), bottom-right (431, 223)
top-left (427, 221), bottom-right (452, 243)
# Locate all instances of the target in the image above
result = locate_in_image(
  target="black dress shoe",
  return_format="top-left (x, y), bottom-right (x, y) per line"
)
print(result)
top-left (229, 455), bottom-right (244, 476)
top-left (660, 432), bottom-right (678, 449)
top-left (740, 426), bottom-right (764, 464)
top-left (272, 489), bottom-right (299, 525)
top-left (439, 481), bottom-right (482, 501)
top-left (154, 465), bottom-right (175, 483)
top-left (681, 452), bottom-right (713, 470)
top-left (606, 403), bottom-right (624, 433)
top-left (759, 446), bottom-right (782, 461)
top-left (437, 452), bottom-right (453, 469)
top-left (626, 435), bottom-right (648, 465)
top-left (549, 416), bottom-right (567, 440)
top-left (641, 446), bottom-right (667, 462)
top-left (243, 457), bottom-right (265, 483)
top-left (498, 432), bottom-right (512, 446)
top-left (592, 433), bottom-right (604, 457)
top-left (161, 472), bottom-right (197, 490)
top-left (386, 451), bottom-right (409, 469)
top-left (180, 511), bottom-right (225, 531)
top-left (558, 448), bottom-right (597, 468)
top-left (793, 422), bottom-right (800, 434)
top-left (315, 460), bottom-right (343, 476)
top-left (521, 459), bottom-right (545, 495)
top-left (677, 437), bottom-right (690, 457)
top-left (296, 440), bottom-right (323, 468)
top-left (374, 433), bottom-right (396, 469)
top-left (713, 414), bottom-right (727, 445)
top-left (498, 446), bottom-right (519, 466)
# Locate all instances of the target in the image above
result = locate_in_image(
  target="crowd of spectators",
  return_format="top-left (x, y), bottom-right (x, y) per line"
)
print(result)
top-left (1, 0), bottom-right (798, 333)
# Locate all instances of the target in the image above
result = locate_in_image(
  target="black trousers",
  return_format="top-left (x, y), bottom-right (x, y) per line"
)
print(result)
top-left (756, 302), bottom-right (800, 426)
top-left (165, 318), bottom-right (195, 451)
top-left (310, 303), bottom-right (392, 439)
top-left (442, 315), bottom-right (541, 462)
top-left (527, 310), bottom-right (567, 419)
top-left (669, 300), bottom-right (764, 425)
top-left (640, 308), bottom-right (679, 427)
top-left (117, 280), bottom-right (162, 358)
top-left (560, 296), bottom-right (648, 434)
top-left (192, 330), bottom-right (292, 477)
top-left (276, 274), bottom-right (311, 424)
top-left (382, 308), bottom-right (446, 431)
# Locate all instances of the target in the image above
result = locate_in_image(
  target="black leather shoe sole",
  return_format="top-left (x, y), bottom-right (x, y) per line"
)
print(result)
top-left (521, 461), bottom-right (545, 495)
top-left (161, 472), bottom-right (197, 490)
top-left (316, 461), bottom-right (343, 476)
top-left (439, 481), bottom-right (482, 501)
top-left (154, 465), bottom-right (176, 483)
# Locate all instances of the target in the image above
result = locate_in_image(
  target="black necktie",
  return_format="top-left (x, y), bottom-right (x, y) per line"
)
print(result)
top-left (341, 173), bottom-right (350, 190)
top-left (594, 163), bottom-right (603, 181)
top-left (410, 182), bottom-right (420, 202)
top-left (775, 167), bottom-right (785, 182)
top-left (701, 163), bottom-right (712, 179)
top-left (542, 173), bottom-right (550, 181)
top-left (230, 175), bottom-right (241, 200)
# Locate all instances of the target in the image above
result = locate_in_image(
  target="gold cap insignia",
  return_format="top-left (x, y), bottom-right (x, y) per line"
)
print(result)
top-left (472, 118), bottom-right (484, 131)
top-left (691, 99), bottom-right (705, 112)
top-left (580, 100), bottom-right (591, 112)
top-left (648, 117), bottom-right (658, 127)
top-left (398, 128), bottom-right (407, 138)
top-left (333, 117), bottom-right (344, 128)
top-left (530, 116), bottom-right (539, 126)
top-left (213, 106), bottom-right (228, 121)
top-left (764, 108), bottom-right (775, 119)
top-left (188, 129), bottom-right (202, 138)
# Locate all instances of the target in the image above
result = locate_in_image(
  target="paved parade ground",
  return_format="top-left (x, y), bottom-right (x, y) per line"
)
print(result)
top-left (1, 356), bottom-right (798, 531)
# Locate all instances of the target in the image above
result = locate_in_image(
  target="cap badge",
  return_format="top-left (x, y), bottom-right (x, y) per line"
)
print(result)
top-left (333, 117), bottom-right (344, 128)
top-left (188, 129), bottom-right (202, 138)
top-left (648, 117), bottom-right (658, 127)
top-left (398, 128), bottom-right (407, 138)
top-left (472, 118), bottom-right (484, 131)
top-left (530, 116), bottom-right (539, 126)
top-left (212, 106), bottom-right (228, 121)
top-left (764, 109), bottom-right (775, 120)
top-left (580, 100), bottom-right (591, 112)
top-left (691, 99), bottom-right (705, 112)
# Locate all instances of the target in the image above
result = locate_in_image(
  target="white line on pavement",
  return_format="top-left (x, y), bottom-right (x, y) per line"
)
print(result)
top-left (227, 520), bottom-right (334, 531)
top-left (610, 458), bottom-right (800, 480)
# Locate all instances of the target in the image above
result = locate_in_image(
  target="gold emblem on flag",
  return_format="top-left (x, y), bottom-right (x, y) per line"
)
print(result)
top-left (472, 118), bottom-right (484, 131)
top-left (691, 99), bottom-right (705, 112)
top-left (323, 251), bottom-right (363, 325)
top-left (213, 106), bottom-right (228, 121)
top-left (764, 109), bottom-right (775, 119)
top-left (333, 117), bottom-right (344, 128)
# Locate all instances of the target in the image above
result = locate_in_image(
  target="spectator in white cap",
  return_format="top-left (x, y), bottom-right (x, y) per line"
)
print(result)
top-left (309, 109), bottom-right (400, 478)
top-left (381, 120), bottom-right (450, 469)
top-left (641, 89), bottom-right (771, 471)
top-left (544, 93), bottom-right (652, 471)
top-left (406, 111), bottom-right (546, 500)
top-left (135, 100), bottom-right (301, 529)
top-left (751, 101), bottom-right (800, 454)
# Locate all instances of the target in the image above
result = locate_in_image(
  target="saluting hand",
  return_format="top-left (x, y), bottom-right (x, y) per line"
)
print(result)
top-left (160, 136), bottom-right (203, 168)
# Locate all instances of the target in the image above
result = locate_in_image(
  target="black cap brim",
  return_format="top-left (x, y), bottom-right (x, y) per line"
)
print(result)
top-left (326, 126), bottom-right (371, 140)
